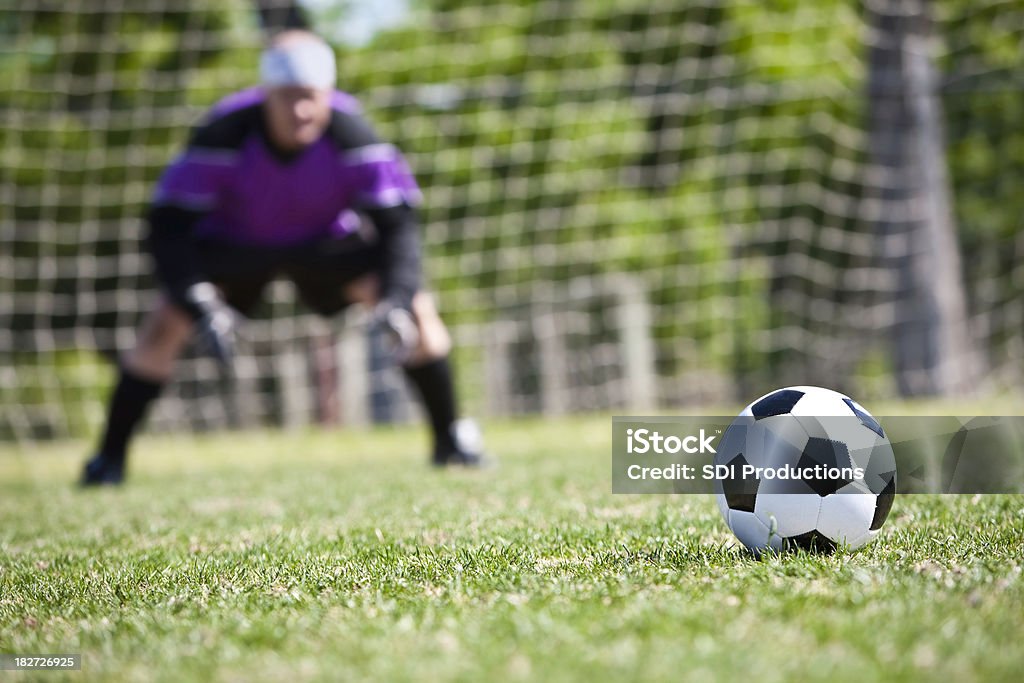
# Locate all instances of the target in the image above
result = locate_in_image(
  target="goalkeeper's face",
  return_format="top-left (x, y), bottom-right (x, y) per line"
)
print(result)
top-left (264, 86), bottom-right (332, 151)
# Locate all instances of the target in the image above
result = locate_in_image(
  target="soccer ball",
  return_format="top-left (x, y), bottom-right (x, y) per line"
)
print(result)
top-left (714, 386), bottom-right (896, 553)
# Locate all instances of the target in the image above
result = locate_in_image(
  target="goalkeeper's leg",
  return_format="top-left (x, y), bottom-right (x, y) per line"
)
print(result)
top-left (81, 298), bottom-right (194, 485)
top-left (342, 276), bottom-right (488, 467)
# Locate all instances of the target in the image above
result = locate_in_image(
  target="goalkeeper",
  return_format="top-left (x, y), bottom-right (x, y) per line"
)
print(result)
top-left (82, 30), bottom-right (486, 485)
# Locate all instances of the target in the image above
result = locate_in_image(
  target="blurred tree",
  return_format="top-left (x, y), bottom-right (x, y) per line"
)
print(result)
top-left (867, 0), bottom-right (978, 397)
top-left (2, 0), bottom-right (1022, 435)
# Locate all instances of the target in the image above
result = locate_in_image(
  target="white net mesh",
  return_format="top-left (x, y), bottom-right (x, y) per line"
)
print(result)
top-left (1, 0), bottom-right (1022, 440)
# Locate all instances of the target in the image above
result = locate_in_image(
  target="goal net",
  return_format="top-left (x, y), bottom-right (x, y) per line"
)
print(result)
top-left (1, 0), bottom-right (1022, 440)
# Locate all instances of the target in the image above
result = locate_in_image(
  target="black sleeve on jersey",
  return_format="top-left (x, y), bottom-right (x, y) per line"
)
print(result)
top-left (146, 205), bottom-right (206, 316)
top-left (329, 110), bottom-right (423, 309)
top-left (365, 204), bottom-right (423, 312)
top-left (189, 103), bottom-right (261, 149)
top-left (327, 108), bottom-right (382, 149)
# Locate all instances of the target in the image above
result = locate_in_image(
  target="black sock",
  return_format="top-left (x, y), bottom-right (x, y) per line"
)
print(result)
top-left (97, 368), bottom-right (164, 469)
top-left (403, 356), bottom-right (457, 455)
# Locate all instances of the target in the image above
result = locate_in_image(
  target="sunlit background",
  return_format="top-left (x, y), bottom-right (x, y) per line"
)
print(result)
top-left (1, 0), bottom-right (1022, 440)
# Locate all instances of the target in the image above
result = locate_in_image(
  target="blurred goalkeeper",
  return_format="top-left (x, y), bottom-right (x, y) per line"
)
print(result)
top-left (82, 30), bottom-right (486, 485)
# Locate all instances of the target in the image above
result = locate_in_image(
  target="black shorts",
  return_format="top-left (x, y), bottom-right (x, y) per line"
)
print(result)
top-left (195, 231), bottom-right (383, 317)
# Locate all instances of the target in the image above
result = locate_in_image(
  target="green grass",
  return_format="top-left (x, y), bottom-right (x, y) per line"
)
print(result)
top-left (1, 416), bottom-right (1022, 682)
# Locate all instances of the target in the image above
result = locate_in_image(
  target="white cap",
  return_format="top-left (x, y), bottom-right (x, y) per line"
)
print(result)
top-left (260, 37), bottom-right (336, 89)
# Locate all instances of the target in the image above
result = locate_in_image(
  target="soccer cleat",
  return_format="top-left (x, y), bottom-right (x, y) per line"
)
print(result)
top-left (433, 418), bottom-right (493, 468)
top-left (80, 454), bottom-right (125, 486)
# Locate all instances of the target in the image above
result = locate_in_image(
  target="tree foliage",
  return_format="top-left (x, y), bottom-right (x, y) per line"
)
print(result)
top-left (1, 0), bottom-right (1021, 423)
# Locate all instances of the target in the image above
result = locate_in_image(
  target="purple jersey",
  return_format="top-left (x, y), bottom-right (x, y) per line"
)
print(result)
top-left (153, 88), bottom-right (421, 246)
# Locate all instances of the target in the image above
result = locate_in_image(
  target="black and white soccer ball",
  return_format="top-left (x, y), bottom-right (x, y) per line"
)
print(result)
top-left (714, 386), bottom-right (896, 553)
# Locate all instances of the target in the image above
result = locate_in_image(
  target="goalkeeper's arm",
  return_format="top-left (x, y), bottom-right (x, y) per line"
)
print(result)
top-left (147, 205), bottom-right (239, 367)
top-left (364, 204), bottom-right (424, 362)
top-left (147, 204), bottom-right (203, 310)
top-left (365, 203), bottom-right (422, 312)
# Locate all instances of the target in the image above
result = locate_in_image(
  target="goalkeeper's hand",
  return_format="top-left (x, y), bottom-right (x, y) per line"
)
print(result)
top-left (370, 299), bottom-right (419, 365)
top-left (183, 282), bottom-right (242, 371)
